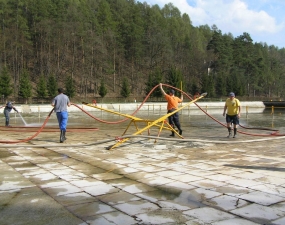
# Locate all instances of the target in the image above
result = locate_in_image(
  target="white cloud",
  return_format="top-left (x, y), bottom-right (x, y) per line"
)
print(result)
top-left (144, 0), bottom-right (284, 36)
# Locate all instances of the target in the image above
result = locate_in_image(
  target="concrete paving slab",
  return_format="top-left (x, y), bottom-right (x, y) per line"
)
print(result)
top-left (114, 200), bottom-right (160, 216)
top-left (0, 187), bottom-right (85, 225)
top-left (204, 194), bottom-right (249, 211)
top-left (272, 216), bottom-right (285, 225)
top-left (92, 172), bottom-right (123, 180)
top-left (226, 178), bottom-right (264, 188)
top-left (238, 191), bottom-right (284, 206)
top-left (122, 183), bottom-right (158, 194)
top-left (53, 192), bottom-right (98, 206)
top-left (194, 187), bottom-right (222, 199)
top-left (67, 201), bottom-right (115, 218)
top-left (189, 179), bottom-right (226, 189)
top-left (97, 191), bottom-right (141, 205)
top-left (158, 181), bottom-right (196, 191)
top-left (157, 200), bottom-right (192, 211)
top-left (255, 176), bottom-right (285, 186)
top-left (212, 218), bottom-right (260, 225)
top-left (104, 177), bottom-right (142, 188)
top-left (230, 203), bottom-right (285, 224)
top-left (183, 207), bottom-right (236, 223)
top-left (1, 110), bottom-right (285, 224)
top-left (70, 178), bottom-right (106, 187)
top-left (42, 183), bottom-right (82, 197)
top-left (86, 211), bottom-right (138, 225)
top-left (210, 184), bottom-right (253, 197)
top-left (155, 170), bottom-right (184, 177)
top-left (124, 171), bottom-right (157, 180)
top-left (83, 183), bottom-right (120, 196)
top-left (250, 184), bottom-right (285, 197)
top-left (232, 171), bottom-right (266, 180)
top-left (170, 174), bottom-right (204, 182)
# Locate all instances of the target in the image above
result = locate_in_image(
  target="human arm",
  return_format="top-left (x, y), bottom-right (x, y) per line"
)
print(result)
top-left (223, 104), bottom-right (227, 116)
top-left (13, 107), bottom-right (18, 113)
top-left (159, 83), bottom-right (166, 96)
top-left (237, 106), bottom-right (241, 118)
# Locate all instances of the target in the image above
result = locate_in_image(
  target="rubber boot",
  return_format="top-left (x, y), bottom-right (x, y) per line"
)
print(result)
top-left (5, 120), bottom-right (9, 126)
top-left (60, 130), bottom-right (64, 143)
top-left (227, 127), bottom-right (231, 138)
top-left (170, 131), bottom-right (175, 137)
top-left (179, 129), bottom-right (183, 135)
top-left (63, 131), bottom-right (67, 141)
top-left (233, 128), bottom-right (237, 138)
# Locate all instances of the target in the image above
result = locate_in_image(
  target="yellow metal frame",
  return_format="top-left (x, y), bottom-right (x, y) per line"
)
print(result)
top-left (82, 93), bottom-right (206, 149)
top-left (82, 102), bottom-right (176, 137)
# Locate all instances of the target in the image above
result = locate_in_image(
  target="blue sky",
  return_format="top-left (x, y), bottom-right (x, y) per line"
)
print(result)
top-left (140, 0), bottom-right (285, 48)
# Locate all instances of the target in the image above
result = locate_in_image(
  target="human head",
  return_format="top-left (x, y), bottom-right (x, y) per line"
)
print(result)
top-left (169, 89), bottom-right (175, 95)
top-left (58, 88), bottom-right (64, 94)
top-left (229, 92), bottom-right (235, 98)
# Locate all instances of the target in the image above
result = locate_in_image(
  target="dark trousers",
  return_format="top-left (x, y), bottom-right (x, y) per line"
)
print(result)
top-left (167, 109), bottom-right (182, 131)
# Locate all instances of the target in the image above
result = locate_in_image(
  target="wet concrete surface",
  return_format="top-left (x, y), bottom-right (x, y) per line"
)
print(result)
top-left (0, 108), bottom-right (285, 224)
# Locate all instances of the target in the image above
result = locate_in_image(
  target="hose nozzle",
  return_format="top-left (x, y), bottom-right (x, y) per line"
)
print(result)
top-left (201, 92), bottom-right (207, 97)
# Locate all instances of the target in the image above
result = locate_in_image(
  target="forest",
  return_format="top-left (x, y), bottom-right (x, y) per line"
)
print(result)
top-left (0, 0), bottom-right (285, 103)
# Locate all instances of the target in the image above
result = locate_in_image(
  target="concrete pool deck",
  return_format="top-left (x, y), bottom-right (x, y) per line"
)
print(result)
top-left (0, 113), bottom-right (285, 225)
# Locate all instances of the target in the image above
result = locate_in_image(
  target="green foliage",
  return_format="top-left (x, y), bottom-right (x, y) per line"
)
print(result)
top-left (99, 79), bottom-right (108, 98)
top-left (145, 68), bottom-right (163, 98)
top-left (47, 74), bottom-right (57, 97)
top-left (201, 74), bottom-right (215, 97)
top-left (120, 77), bottom-right (130, 99)
top-left (166, 66), bottom-right (183, 96)
top-left (65, 76), bottom-right (76, 98)
top-left (36, 75), bottom-right (47, 98)
top-left (0, 67), bottom-right (13, 99)
top-left (0, 0), bottom-right (285, 100)
top-left (18, 69), bottom-right (32, 101)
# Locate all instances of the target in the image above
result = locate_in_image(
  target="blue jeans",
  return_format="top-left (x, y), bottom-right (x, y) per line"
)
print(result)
top-left (56, 111), bottom-right (68, 131)
top-left (4, 109), bottom-right (10, 126)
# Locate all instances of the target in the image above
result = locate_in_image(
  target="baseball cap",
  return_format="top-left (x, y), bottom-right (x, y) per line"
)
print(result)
top-left (229, 92), bottom-right (235, 97)
top-left (169, 89), bottom-right (175, 94)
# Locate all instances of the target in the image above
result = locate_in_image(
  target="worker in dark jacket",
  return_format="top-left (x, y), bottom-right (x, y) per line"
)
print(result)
top-left (4, 101), bottom-right (18, 126)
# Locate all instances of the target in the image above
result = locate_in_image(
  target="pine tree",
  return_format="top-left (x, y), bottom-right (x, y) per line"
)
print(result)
top-left (120, 77), bottom-right (130, 101)
top-left (145, 68), bottom-right (163, 98)
top-left (47, 74), bottom-right (57, 97)
top-left (0, 67), bottom-right (13, 100)
top-left (166, 66), bottom-right (183, 96)
top-left (18, 69), bottom-right (32, 104)
top-left (65, 76), bottom-right (76, 98)
top-left (36, 75), bottom-right (47, 98)
top-left (99, 79), bottom-right (108, 99)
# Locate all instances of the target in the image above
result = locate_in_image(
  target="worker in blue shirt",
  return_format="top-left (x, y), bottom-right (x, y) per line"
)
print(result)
top-left (4, 101), bottom-right (18, 126)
